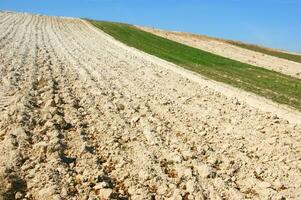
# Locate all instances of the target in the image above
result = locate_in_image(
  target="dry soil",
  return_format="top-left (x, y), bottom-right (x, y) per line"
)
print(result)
top-left (0, 12), bottom-right (301, 200)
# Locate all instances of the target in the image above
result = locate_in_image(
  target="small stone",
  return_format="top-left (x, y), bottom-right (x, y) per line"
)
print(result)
top-left (94, 181), bottom-right (109, 190)
top-left (45, 99), bottom-right (56, 108)
top-left (82, 176), bottom-right (88, 182)
top-left (182, 150), bottom-right (193, 160)
top-left (131, 116), bottom-right (140, 123)
top-left (52, 194), bottom-right (63, 200)
top-left (81, 144), bottom-right (94, 154)
top-left (167, 153), bottom-right (182, 163)
top-left (105, 101), bottom-right (114, 109)
top-left (61, 187), bottom-right (68, 197)
top-left (88, 195), bottom-right (98, 200)
top-left (156, 184), bottom-right (168, 195)
top-left (6, 134), bottom-right (18, 147)
top-left (33, 141), bottom-right (48, 154)
top-left (233, 98), bottom-right (241, 105)
top-left (169, 189), bottom-right (182, 200)
top-left (15, 127), bottom-right (28, 140)
top-left (182, 168), bottom-right (192, 179)
top-left (54, 94), bottom-right (60, 104)
top-left (195, 163), bottom-right (214, 178)
top-left (97, 188), bottom-right (113, 199)
top-left (274, 180), bottom-right (284, 191)
top-left (138, 170), bottom-right (149, 181)
top-left (75, 174), bottom-right (82, 184)
top-left (186, 180), bottom-right (195, 193)
top-left (15, 192), bottom-right (23, 199)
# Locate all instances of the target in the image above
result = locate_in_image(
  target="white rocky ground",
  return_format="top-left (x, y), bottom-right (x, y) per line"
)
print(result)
top-left (0, 12), bottom-right (301, 200)
top-left (138, 26), bottom-right (301, 79)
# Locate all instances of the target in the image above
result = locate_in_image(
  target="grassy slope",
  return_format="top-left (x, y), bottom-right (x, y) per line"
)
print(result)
top-left (227, 40), bottom-right (301, 64)
top-left (89, 20), bottom-right (301, 110)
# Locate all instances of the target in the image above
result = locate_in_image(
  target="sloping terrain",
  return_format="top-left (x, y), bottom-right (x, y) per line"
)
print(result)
top-left (91, 21), bottom-right (301, 110)
top-left (227, 40), bottom-right (301, 64)
top-left (138, 26), bottom-right (301, 79)
top-left (0, 12), bottom-right (301, 200)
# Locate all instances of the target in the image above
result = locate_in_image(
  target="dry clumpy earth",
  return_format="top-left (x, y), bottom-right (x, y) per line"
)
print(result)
top-left (0, 12), bottom-right (301, 200)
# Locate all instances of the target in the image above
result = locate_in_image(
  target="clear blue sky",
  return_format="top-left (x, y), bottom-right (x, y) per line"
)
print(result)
top-left (1, 0), bottom-right (301, 52)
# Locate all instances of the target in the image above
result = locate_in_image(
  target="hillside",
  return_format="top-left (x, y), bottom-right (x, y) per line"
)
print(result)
top-left (0, 12), bottom-right (301, 200)
top-left (138, 26), bottom-right (301, 79)
top-left (90, 20), bottom-right (301, 110)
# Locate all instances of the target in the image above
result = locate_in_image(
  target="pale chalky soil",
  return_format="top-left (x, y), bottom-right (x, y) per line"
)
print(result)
top-left (139, 26), bottom-right (301, 79)
top-left (0, 12), bottom-right (301, 200)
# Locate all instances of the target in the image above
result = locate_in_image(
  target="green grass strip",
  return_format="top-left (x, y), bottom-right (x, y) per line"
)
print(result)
top-left (89, 20), bottom-right (301, 110)
top-left (227, 41), bottom-right (301, 64)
